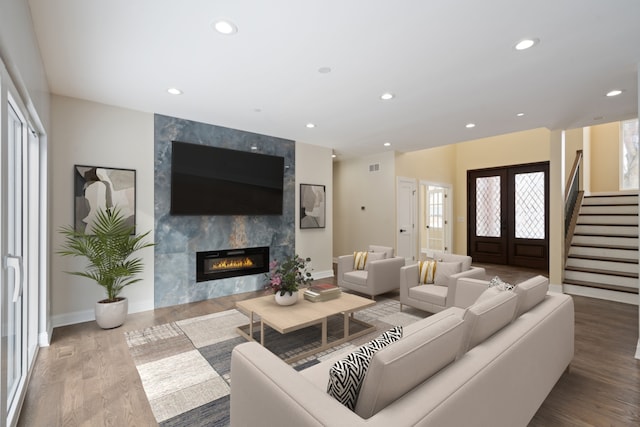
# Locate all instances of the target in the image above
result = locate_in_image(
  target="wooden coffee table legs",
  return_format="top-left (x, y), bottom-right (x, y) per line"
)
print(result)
top-left (236, 311), bottom-right (375, 363)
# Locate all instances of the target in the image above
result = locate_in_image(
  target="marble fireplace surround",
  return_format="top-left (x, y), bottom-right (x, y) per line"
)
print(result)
top-left (154, 114), bottom-right (295, 308)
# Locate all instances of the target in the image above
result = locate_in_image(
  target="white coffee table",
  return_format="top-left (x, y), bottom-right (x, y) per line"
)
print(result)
top-left (235, 290), bottom-right (376, 363)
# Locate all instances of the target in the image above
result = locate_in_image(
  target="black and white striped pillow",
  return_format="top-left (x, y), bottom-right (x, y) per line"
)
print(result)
top-left (327, 326), bottom-right (403, 410)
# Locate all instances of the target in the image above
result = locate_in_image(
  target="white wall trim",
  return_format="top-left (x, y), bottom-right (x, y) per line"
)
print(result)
top-left (563, 284), bottom-right (639, 305)
top-left (51, 298), bottom-right (154, 328)
top-left (38, 329), bottom-right (52, 347)
top-left (635, 339), bottom-right (640, 360)
top-left (549, 283), bottom-right (563, 293)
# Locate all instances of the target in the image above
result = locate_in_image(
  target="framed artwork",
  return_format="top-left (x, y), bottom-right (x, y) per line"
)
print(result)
top-left (300, 183), bottom-right (326, 229)
top-left (74, 165), bottom-right (136, 233)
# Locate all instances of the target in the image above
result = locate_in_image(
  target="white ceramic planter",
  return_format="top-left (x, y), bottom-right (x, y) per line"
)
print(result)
top-left (274, 291), bottom-right (298, 306)
top-left (95, 297), bottom-right (128, 329)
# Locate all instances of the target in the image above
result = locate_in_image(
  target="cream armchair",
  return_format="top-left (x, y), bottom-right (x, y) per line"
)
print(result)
top-left (337, 245), bottom-right (405, 299)
top-left (399, 252), bottom-right (486, 313)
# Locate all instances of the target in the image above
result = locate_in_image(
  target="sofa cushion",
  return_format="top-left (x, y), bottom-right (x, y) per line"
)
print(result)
top-left (418, 260), bottom-right (437, 284)
top-left (369, 245), bottom-right (394, 258)
top-left (513, 275), bottom-right (549, 318)
top-left (437, 252), bottom-right (472, 271)
top-left (343, 270), bottom-right (368, 286)
top-left (327, 327), bottom-right (403, 410)
top-left (364, 251), bottom-right (386, 271)
top-left (353, 251), bottom-right (368, 270)
top-left (475, 286), bottom-right (503, 303)
top-left (434, 261), bottom-right (462, 285)
top-left (354, 310), bottom-right (465, 419)
top-left (461, 290), bottom-right (518, 353)
top-left (409, 284), bottom-right (448, 306)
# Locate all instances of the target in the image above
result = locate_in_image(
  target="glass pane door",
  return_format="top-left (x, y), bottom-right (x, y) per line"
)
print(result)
top-left (5, 100), bottom-right (26, 423)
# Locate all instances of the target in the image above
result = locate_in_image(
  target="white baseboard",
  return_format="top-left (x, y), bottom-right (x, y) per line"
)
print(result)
top-left (51, 298), bottom-right (155, 328)
top-left (311, 269), bottom-right (334, 280)
top-left (563, 284), bottom-right (639, 305)
top-left (38, 329), bottom-right (52, 347)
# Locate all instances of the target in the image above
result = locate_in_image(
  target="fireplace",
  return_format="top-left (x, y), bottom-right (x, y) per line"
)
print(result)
top-left (196, 246), bottom-right (269, 282)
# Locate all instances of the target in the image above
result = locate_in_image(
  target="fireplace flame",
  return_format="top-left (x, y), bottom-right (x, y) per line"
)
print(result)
top-left (210, 257), bottom-right (255, 271)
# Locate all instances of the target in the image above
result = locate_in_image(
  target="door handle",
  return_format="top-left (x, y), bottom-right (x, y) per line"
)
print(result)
top-left (400, 229), bottom-right (407, 233)
top-left (5, 255), bottom-right (23, 303)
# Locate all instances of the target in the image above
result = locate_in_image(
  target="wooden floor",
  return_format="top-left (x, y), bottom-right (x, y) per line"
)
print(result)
top-left (17, 265), bottom-right (640, 426)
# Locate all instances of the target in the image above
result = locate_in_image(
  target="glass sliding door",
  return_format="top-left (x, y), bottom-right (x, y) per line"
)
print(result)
top-left (4, 99), bottom-right (28, 426)
top-left (1, 55), bottom-right (45, 427)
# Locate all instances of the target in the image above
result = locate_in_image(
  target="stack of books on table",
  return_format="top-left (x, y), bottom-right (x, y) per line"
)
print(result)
top-left (304, 283), bottom-right (342, 302)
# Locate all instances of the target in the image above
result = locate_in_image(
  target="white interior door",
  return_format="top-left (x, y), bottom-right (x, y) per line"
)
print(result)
top-left (419, 182), bottom-right (452, 258)
top-left (396, 177), bottom-right (417, 262)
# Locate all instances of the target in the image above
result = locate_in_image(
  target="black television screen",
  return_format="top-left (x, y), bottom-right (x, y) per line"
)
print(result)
top-left (170, 141), bottom-right (284, 215)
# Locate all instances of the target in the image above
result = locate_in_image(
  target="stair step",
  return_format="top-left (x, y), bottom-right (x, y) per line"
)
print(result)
top-left (577, 214), bottom-right (638, 225)
top-left (580, 205), bottom-right (638, 215)
top-left (574, 224), bottom-right (638, 236)
top-left (570, 242), bottom-right (638, 251)
top-left (582, 195), bottom-right (638, 205)
top-left (572, 235), bottom-right (638, 247)
top-left (566, 258), bottom-right (638, 275)
top-left (567, 254), bottom-right (638, 265)
top-left (563, 279), bottom-right (639, 294)
top-left (564, 270), bottom-right (638, 289)
top-left (568, 246), bottom-right (639, 260)
top-left (565, 265), bottom-right (638, 278)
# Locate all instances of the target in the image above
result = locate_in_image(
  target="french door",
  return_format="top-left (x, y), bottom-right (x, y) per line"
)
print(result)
top-left (468, 162), bottom-right (549, 270)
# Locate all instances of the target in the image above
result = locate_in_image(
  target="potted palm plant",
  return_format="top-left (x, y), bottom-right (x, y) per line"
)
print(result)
top-left (58, 207), bottom-right (154, 328)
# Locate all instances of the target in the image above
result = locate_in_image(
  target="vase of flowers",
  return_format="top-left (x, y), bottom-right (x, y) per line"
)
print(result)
top-left (266, 255), bottom-right (312, 305)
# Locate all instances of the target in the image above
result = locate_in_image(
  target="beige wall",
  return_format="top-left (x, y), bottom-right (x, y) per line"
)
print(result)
top-left (590, 122), bottom-right (620, 193)
top-left (333, 151), bottom-right (396, 256)
top-left (395, 144), bottom-right (456, 183)
top-left (396, 144), bottom-right (457, 255)
top-left (564, 128), bottom-right (584, 189)
top-left (454, 128), bottom-right (552, 254)
top-left (50, 96), bottom-right (336, 326)
top-left (295, 142), bottom-right (334, 278)
top-left (50, 95), bottom-right (155, 326)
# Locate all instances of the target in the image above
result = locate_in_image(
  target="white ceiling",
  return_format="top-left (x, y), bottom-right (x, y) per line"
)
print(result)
top-left (28, 0), bottom-right (640, 158)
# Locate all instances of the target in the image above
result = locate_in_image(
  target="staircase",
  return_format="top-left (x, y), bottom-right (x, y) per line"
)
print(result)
top-left (565, 193), bottom-right (639, 300)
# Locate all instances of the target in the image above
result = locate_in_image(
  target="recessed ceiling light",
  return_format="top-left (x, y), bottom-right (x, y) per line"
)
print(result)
top-left (250, 146), bottom-right (258, 150)
top-left (306, 123), bottom-right (316, 128)
top-left (514, 38), bottom-right (539, 50)
top-left (465, 123), bottom-right (476, 128)
top-left (380, 92), bottom-right (395, 101)
top-left (516, 112), bottom-right (525, 117)
top-left (167, 87), bottom-right (182, 95)
top-left (383, 142), bottom-right (392, 147)
top-left (606, 89), bottom-right (623, 97)
top-left (318, 67), bottom-right (332, 74)
top-left (213, 19), bottom-right (238, 35)
top-left (331, 154), bottom-right (337, 158)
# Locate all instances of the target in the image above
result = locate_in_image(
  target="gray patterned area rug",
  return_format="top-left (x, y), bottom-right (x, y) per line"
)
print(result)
top-left (124, 297), bottom-right (424, 426)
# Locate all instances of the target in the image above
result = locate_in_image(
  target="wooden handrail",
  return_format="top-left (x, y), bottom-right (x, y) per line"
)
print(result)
top-left (565, 150), bottom-right (583, 202)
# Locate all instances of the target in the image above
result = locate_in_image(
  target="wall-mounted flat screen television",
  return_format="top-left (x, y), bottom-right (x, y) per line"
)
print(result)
top-left (170, 141), bottom-right (285, 215)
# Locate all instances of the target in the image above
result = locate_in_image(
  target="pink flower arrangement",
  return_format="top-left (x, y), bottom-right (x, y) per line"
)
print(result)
top-left (265, 255), bottom-right (312, 296)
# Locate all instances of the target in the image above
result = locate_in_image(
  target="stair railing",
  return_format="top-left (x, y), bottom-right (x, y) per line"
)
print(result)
top-left (565, 150), bottom-right (584, 259)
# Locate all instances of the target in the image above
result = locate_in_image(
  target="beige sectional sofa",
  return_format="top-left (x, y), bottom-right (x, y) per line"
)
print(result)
top-left (230, 276), bottom-right (574, 427)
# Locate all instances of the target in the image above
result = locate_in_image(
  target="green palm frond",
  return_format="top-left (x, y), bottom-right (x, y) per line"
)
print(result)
top-left (58, 207), bottom-right (154, 301)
